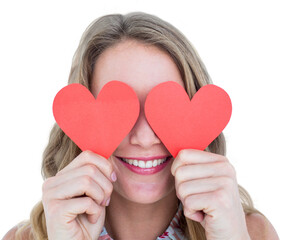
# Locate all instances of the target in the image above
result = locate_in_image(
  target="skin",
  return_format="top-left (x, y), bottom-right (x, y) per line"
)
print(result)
top-left (91, 39), bottom-right (251, 239)
top-left (3, 39), bottom-right (280, 240)
top-left (91, 39), bottom-right (184, 239)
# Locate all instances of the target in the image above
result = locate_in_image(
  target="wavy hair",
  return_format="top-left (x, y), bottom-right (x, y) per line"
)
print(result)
top-left (15, 12), bottom-right (263, 240)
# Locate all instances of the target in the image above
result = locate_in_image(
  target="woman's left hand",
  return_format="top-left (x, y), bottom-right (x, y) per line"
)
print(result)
top-left (171, 149), bottom-right (251, 240)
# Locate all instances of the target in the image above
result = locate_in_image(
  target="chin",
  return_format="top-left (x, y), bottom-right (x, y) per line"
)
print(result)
top-left (113, 177), bottom-right (175, 205)
top-left (110, 154), bottom-right (176, 204)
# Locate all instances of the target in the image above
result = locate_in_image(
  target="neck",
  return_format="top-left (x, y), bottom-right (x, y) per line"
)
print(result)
top-left (105, 189), bottom-right (179, 240)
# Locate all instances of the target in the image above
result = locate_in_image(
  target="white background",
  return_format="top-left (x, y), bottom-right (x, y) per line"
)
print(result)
top-left (0, 0), bottom-right (292, 238)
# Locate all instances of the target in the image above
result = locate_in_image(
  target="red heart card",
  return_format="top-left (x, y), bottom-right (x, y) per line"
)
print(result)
top-left (53, 81), bottom-right (140, 159)
top-left (145, 82), bottom-right (232, 157)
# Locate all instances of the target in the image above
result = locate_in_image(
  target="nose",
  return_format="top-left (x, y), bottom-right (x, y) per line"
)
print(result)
top-left (129, 109), bottom-right (161, 149)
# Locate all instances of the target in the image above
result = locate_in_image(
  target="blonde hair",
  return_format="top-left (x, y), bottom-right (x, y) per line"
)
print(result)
top-left (15, 12), bottom-right (263, 240)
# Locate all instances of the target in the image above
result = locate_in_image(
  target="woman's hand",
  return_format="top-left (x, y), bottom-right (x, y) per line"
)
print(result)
top-left (171, 149), bottom-right (251, 240)
top-left (42, 150), bottom-right (116, 240)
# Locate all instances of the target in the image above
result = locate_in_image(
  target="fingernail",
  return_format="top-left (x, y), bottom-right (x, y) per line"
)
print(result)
top-left (106, 198), bottom-right (110, 206)
top-left (111, 172), bottom-right (117, 182)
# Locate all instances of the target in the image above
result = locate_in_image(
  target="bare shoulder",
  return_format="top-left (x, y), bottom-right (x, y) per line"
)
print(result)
top-left (2, 224), bottom-right (32, 240)
top-left (245, 213), bottom-right (279, 240)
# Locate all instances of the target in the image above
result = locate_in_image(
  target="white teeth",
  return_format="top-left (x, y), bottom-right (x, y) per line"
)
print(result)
top-left (121, 157), bottom-right (169, 168)
top-left (145, 161), bottom-right (152, 168)
top-left (138, 161), bottom-right (145, 168)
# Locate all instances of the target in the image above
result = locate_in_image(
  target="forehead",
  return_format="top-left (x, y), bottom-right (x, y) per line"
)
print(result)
top-left (91, 40), bottom-right (184, 98)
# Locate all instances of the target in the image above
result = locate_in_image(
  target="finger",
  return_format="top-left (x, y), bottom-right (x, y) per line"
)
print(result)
top-left (60, 197), bottom-right (103, 224)
top-left (57, 150), bottom-right (116, 183)
top-left (174, 161), bottom-right (236, 187)
top-left (46, 175), bottom-right (106, 206)
top-left (183, 192), bottom-right (211, 222)
top-left (171, 149), bottom-right (227, 176)
top-left (45, 164), bottom-right (114, 201)
top-left (191, 211), bottom-right (205, 222)
top-left (183, 189), bottom-right (230, 221)
top-left (77, 210), bottom-right (100, 225)
top-left (176, 176), bottom-right (234, 202)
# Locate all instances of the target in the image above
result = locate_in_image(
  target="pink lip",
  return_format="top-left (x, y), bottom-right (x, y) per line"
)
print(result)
top-left (116, 155), bottom-right (171, 161)
top-left (115, 156), bottom-right (172, 175)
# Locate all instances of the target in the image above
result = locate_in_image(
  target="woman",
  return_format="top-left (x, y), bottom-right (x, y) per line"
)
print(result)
top-left (4, 12), bottom-right (278, 240)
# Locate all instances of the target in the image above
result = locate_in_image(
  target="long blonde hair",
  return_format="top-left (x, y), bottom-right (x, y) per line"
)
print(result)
top-left (15, 12), bottom-right (263, 240)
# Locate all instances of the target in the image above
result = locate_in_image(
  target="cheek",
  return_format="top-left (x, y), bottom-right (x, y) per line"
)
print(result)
top-left (113, 134), bottom-right (129, 150)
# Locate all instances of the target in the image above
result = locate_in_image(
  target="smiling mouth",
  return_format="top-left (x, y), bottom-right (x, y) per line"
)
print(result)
top-left (116, 156), bottom-right (172, 169)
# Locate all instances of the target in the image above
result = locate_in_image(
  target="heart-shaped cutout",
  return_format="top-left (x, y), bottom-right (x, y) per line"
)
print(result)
top-left (145, 82), bottom-right (232, 157)
top-left (53, 81), bottom-right (140, 159)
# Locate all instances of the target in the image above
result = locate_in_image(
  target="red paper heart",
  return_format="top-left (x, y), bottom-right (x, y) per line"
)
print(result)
top-left (53, 81), bottom-right (140, 159)
top-left (145, 82), bottom-right (232, 157)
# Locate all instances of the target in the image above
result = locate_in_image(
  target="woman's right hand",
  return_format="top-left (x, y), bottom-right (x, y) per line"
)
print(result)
top-left (42, 150), bottom-right (116, 240)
